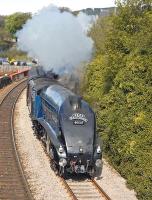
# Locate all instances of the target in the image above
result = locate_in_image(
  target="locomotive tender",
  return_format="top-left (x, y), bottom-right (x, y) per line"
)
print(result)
top-left (27, 67), bottom-right (102, 177)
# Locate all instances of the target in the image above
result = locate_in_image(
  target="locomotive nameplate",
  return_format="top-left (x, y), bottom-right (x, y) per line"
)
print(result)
top-left (73, 120), bottom-right (84, 125)
top-left (69, 113), bottom-right (88, 125)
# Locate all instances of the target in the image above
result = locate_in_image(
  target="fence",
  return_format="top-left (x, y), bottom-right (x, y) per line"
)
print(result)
top-left (0, 65), bottom-right (30, 76)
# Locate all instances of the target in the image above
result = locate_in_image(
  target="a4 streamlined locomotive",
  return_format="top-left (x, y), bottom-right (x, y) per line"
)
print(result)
top-left (27, 67), bottom-right (102, 178)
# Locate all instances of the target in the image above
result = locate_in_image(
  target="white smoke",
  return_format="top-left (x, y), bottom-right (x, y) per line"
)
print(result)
top-left (16, 5), bottom-right (95, 74)
top-left (77, 12), bottom-right (97, 34)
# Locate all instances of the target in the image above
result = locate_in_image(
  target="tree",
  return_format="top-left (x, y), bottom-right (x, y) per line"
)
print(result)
top-left (0, 16), bottom-right (5, 27)
top-left (5, 12), bottom-right (31, 36)
top-left (83, 1), bottom-right (152, 199)
top-left (59, 7), bottom-right (72, 13)
top-left (0, 22), bottom-right (13, 52)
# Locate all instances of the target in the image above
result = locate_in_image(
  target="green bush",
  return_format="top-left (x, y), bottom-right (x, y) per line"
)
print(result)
top-left (0, 48), bottom-right (27, 60)
top-left (83, 1), bottom-right (152, 199)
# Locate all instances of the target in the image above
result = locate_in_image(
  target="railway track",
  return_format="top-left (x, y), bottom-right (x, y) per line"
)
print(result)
top-left (0, 80), bottom-right (33, 200)
top-left (61, 176), bottom-right (111, 200)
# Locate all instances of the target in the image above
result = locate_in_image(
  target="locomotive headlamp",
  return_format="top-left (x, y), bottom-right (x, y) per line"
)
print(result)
top-left (79, 147), bottom-right (83, 153)
top-left (59, 145), bottom-right (64, 153)
top-left (97, 145), bottom-right (101, 154)
top-left (59, 158), bottom-right (67, 167)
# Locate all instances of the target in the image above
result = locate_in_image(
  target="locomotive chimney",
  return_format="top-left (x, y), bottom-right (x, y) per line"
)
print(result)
top-left (69, 96), bottom-right (82, 110)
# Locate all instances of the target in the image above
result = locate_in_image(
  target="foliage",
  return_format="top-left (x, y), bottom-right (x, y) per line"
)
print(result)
top-left (0, 48), bottom-right (27, 60)
top-left (0, 28), bottom-right (12, 41)
top-left (89, 16), bottom-right (113, 54)
top-left (0, 40), bottom-right (12, 52)
top-left (5, 12), bottom-right (31, 36)
top-left (0, 16), bottom-right (5, 27)
top-left (59, 7), bottom-right (72, 13)
top-left (0, 28), bottom-right (13, 52)
top-left (83, 1), bottom-right (152, 199)
top-left (0, 13), bottom-right (30, 58)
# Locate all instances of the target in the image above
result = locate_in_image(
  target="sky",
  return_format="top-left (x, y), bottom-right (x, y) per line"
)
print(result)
top-left (0, 0), bottom-right (115, 15)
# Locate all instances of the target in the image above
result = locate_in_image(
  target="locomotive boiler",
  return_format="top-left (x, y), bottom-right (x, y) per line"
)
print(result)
top-left (27, 67), bottom-right (102, 178)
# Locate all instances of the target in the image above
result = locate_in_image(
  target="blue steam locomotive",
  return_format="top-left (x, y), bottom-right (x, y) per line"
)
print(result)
top-left (27, 67), bottom-right (102, 177)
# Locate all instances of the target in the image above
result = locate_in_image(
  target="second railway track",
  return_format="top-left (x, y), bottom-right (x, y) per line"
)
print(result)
top-left (0, 80), bottom-right (33, 200)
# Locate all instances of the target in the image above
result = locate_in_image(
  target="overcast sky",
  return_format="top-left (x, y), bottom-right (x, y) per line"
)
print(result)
top-left (0, 0), bottom-right (115, 15)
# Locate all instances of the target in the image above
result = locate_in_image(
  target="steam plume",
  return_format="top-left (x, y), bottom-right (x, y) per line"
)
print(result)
top-left (16, 5), bottom-right (95, 74)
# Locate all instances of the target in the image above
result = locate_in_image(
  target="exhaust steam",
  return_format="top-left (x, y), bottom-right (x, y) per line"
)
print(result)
top-left (17, 5), bottom-right (95, 75)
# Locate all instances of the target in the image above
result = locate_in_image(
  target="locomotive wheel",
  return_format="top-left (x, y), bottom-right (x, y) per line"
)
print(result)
top-left (89, 168), bottom-right (95, 178)
top-left (41, 130), bottom-right (47, 147)
top-left (49, 146), bottom-right (54, 159)
top-left (50, 160), bottom-right (58, 175)
top-left (49, 146), bottom-right (61, 176)
top-left (50, 151), bottom-right (59, 175)
top-left (59, 166), bottom-right (67, 179)
top-left (32, 121), bottom-right (42, 140)
top-left (46, 136), bottom-right (50, 155)
top-left (35, 128), bottom-right (41, 140)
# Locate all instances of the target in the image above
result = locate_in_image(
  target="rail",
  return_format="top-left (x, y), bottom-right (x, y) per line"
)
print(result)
top-left (91, 178), bottom-right (112, 200)
top-left (60, 175), bottom-right (112, 200)
top-left (0, 79), bottom-right (33, 199)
